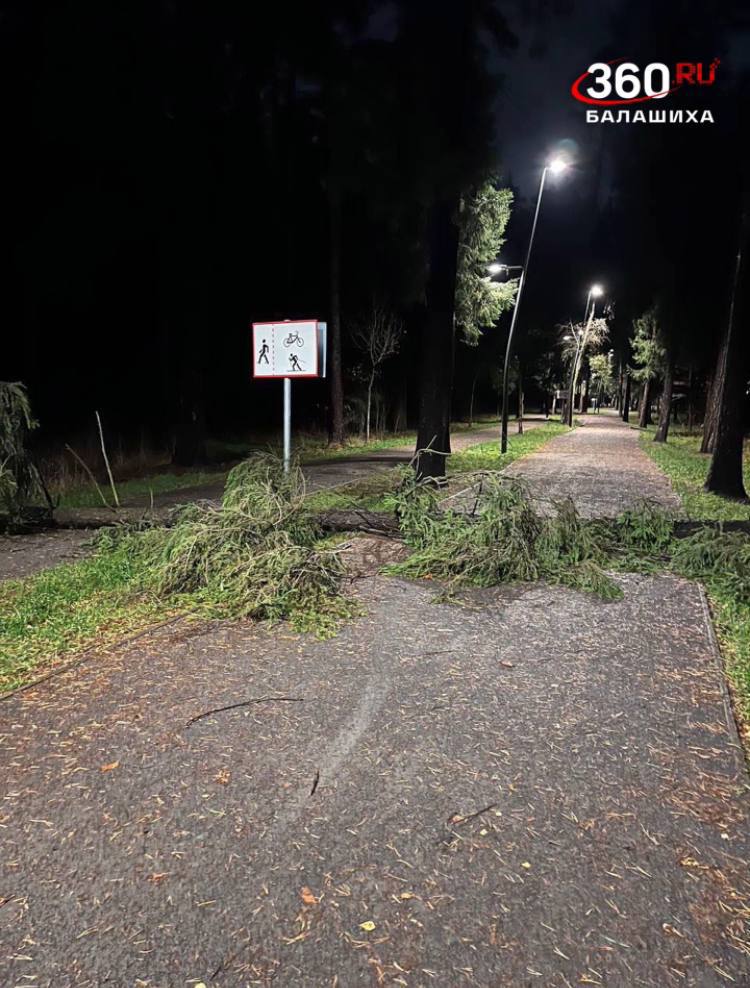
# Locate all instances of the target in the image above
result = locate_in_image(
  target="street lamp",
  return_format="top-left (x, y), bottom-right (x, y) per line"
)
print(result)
top-left (500, 156), bottom-right (568, 453)
top-left (488, 261), bottom-right (523, 276)
top-left (583, 283), bottom-right (604, 324)
top-left (565, 283), bottom-right (604, 425)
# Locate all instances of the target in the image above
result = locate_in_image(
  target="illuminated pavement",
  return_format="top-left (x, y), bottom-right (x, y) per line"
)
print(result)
top-left (503, 411), bottom-right (682, 517)
top-left (1, 571), bottom-right (748, 985)
top-left (2, 412), bottom-right (747, 985)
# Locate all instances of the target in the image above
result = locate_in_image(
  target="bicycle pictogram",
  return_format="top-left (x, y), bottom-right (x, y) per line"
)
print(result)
top-left (283, 330), bottom-right (304, 348)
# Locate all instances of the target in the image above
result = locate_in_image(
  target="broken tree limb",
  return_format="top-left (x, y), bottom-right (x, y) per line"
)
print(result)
top-left (185, 695), bottom-right (305, 728)
top-left (316, 510), bottom-right (750, 539)
top-left (316, 509), bottom-right (401, 536)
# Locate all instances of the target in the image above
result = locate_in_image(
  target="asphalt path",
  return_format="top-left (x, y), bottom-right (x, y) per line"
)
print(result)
top-left (1, 574), bottom-right (747, 986)
top-left (1, 412), bottom-right (748, 985)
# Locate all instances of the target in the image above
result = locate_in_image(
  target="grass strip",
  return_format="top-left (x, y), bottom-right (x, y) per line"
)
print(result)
top-left (638, 430), bottom-right (750, 728)
top-left (639, 430), bottom-right (750, 522)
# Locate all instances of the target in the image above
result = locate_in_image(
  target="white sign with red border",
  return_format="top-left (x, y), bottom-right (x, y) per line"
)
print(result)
top-left (252, 320), bottom-right (320, 378)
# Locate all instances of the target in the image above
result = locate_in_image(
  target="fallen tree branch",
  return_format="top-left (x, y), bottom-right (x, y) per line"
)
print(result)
top-left (316, 509), bottom-right (400, 535)
top-left (317, 509), bottom-right (750, 540)
top-left (673, 519), bottom-right (750, 537)
top-left (185, 695), bottom-right (304, 728)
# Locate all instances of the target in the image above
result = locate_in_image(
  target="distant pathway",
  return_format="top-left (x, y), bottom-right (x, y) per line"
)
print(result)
top-left (503, 411), bottom-right (682, 517)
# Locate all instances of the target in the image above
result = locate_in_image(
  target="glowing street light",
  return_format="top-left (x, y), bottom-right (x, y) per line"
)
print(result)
top-left (565, 283), bottom-right (605, 425)
top-left (583, 283), bottom-right (604, 324)
top-left (488, 261), bottom-right (523, 276)
top-left (500, 155), bottom-right (569, 453)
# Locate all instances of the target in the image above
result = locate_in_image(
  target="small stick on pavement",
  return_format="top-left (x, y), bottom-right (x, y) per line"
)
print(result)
top-left (185, 695), bottom-right (304, 727)
top-left (448, 803), bottom-right (497, 826)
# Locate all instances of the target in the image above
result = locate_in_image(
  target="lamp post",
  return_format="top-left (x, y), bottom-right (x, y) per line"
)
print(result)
top-left (565, 284), bottom-right (603, 425)
top-left (500, 156), bottom-right (568, 453)
top-left (583, 283), bottom-right (603, 323)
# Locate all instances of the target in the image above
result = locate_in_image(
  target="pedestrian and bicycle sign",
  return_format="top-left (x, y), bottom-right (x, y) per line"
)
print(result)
top-left (252, 320), bottom-right (323, 378)
top-left (251, 319), bottom-right (328, 472)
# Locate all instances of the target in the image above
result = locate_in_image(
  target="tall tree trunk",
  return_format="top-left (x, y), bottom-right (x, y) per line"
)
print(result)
top-left (706, 210), bottom-right (748, 499)
top-left (468, 374), bottom-right (476, 427)
top-left (621, 373), bottom-right (631, 423)
top-left (653, 353), bottom-right (674, 442)
top-left (638, 377), bottom-right (652, 428)
top-left (615, 366), bottom-right (623, 411)
top-left (517, 364), bottom-right (524, 434)
top-left (415, 199), bottom-right (458, 479)
top-left (366, 370), bottom-right (375, 443)
top-left (393, 372), bottom-right (407, 432)
top-left (686, 366), bottom-right (695, 433)
top-left (172, 364), bottom-right (207, 466)
top-left (328, 180), bottom-right (345, 445)
top-left (578, 370), bottom-right (589, 413)
top-left (701, 367), bottom-right (720, 452)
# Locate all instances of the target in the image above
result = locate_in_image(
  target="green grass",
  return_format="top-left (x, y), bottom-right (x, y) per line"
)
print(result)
top-left (638, 428), bottom-right (750, 733)
top-left (706, 585), bottom-right (750, 742)
top-left (294, 417), bottom-right (501, 464)
top-left (303, 422), bottom-right (569, 512)
top-left (58, 470), bottom-right (227, 508)
top-left (639, 430), bottom-right (750, 521)
top-left (0, 542), bottom-right (174, 693)
top-left (449, 422), bottom-right (569, 473)
top-left (305, 474), bottom-right (397, 512)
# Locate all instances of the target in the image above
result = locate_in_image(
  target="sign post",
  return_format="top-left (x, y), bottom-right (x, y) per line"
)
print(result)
top-left (283, 376), bottom-right (292, 473)
top-left (252, 319), bottom-right (326, 472)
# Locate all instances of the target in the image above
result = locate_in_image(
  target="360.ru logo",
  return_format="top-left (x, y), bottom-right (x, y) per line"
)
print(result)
top-left (571, 58), bottom-right (719, 106)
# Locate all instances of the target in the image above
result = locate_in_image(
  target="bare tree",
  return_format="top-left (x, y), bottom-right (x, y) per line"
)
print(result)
top-left (559, 317), bottom-right (608, 426)
top-left (351, 305), bottom-right (403, 442)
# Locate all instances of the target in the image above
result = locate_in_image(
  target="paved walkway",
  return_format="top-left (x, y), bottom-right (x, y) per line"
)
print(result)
top-left (503, 411), bottom-right (682, 517)
top-left (1, 412), bottom-right (749, 985)
top-left (1, 574), bottom-right (748, 986)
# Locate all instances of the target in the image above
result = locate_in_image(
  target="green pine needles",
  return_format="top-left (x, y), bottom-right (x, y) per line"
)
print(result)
top-left (6, 451), bottom-right (750, 720)
top-left (0, 381), bottom-right (44, 528)
top-left (101, 454), bottom-right (353, 635)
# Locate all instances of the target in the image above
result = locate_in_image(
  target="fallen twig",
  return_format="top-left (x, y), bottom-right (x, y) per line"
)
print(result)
top-left (95, 410), bottom-right (120, 508)
top-left (448, 803), bottom-right (497, 827)
top-left (64, 444), bottom-right (113, 511)
top-left (185, 695), bottom-right (304, 727)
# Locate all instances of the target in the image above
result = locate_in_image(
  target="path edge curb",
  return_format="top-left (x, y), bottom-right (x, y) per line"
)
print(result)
top-left (697, 581), bottom-right (750, 779)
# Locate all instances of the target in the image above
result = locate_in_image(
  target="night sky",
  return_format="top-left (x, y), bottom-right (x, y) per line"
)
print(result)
top-left (2, 1), bottom-right (749, 452)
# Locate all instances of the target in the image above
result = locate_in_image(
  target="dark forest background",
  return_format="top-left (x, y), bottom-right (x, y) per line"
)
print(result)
top-left (2, 1), bottom-right (750, 487)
